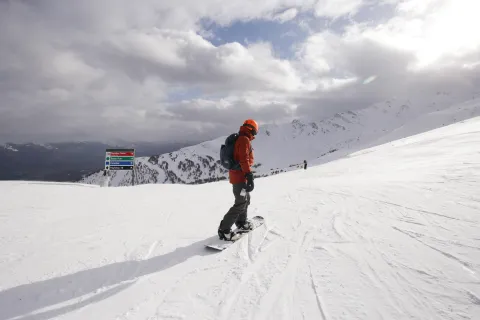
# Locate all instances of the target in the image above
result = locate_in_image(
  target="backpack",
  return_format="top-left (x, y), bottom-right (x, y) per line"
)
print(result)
top-left (220, 133), bottom-right (241, 170)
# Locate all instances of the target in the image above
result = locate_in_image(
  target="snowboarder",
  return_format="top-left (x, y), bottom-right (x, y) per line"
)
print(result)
top-left (218, 119), bottom-right (258, 241)
top-left (304, 160), bottom-right (307, 170)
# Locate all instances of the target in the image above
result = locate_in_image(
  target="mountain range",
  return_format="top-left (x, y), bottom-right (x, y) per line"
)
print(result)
top-left (80, 92), bottom-right (480, 187)
top-left (0, 141), bottom-right (198, 182)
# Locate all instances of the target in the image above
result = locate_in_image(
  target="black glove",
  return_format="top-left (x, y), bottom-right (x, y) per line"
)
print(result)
top-left (245, 172), bottom-right (254, 192)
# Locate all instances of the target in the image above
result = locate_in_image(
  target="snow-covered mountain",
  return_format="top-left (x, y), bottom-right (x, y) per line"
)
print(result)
top-left (1, 115), bottom-right (479, 319)
top-left (81, 94), bottom-right (480, 187)
top-left (2, 144), bottom-right (19, 152)
top-left (2, 143), bottom-right (58, 151)
top-left (0, 141), bottom-right (197, 182)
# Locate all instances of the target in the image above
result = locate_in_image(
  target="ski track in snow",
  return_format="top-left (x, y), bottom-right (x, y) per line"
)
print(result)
top-left (1, 114), bottom-right (480, 319)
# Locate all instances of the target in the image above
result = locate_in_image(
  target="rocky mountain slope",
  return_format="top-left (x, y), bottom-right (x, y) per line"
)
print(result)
top-left (0, 142), bottom-right (197, 182)
top-left (80, 93), bottom-right (480, 187)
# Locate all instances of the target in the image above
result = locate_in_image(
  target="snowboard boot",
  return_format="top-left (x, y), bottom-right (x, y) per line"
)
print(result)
top-left (218, 228), bottom-right (241, 241)
top-left (235, 220), bottom-right (253, 232)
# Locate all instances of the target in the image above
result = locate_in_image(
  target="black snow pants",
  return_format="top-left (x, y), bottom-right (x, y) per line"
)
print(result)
top-left (219, 183), bottom-right (250, 231)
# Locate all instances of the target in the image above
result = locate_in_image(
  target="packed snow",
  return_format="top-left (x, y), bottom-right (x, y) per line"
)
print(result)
top-left (1, 115), bottom-right (479, 319)
top-left (81, 95), bottom-right (480, 187)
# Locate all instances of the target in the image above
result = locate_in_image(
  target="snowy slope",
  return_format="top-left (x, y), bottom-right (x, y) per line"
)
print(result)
top-left (1, 115), bottom-right (480, 319)
top-left (80, 94), bottom-right (480, 187)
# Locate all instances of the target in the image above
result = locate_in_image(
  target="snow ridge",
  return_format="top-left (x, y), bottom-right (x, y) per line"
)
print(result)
top-left (2, 144), bottom-right (19, 152)
top-left (81, 94), bottom-right (480, 187)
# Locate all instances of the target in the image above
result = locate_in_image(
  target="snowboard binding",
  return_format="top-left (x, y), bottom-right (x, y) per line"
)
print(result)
top-left (209, 216), bottom-right (265, 250)
top-left (217, 228), bottom-right (240, 241)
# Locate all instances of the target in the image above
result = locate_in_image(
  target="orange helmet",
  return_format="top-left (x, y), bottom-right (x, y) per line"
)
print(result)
top-left (243, 119), bottom-right (259, 136)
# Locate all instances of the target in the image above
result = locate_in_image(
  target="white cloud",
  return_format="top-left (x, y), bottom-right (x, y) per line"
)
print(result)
top-left (296, 32), bottom-right (336, 75)
top-left (295, 0), bottom-right (480, 89)
top-left (273, 8), bottom-right (299, 22)
top-left (0, 0), bottom-right (479, 143)
top-left (314, 0), bottom-right (365, 18)
top-left (288, 0), bottom-right (480, 120)
top-left (361, 0), bottom-right (480, 68)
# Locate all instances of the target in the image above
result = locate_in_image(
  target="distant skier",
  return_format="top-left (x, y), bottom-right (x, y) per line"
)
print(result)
top-left (304, 160), bottom-right (307, 170)
top-left (218, 119), bottom-right (258, 241)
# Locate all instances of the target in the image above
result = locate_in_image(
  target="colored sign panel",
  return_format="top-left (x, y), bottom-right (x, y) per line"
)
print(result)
top-left (109, 161), bottom-right (133, 166)
top-left (105, 148), bottom-right (135, 171)
top-left (110, 152), bottom-right (134, 156)
top-left (109, 166), bottom-right (134, 170)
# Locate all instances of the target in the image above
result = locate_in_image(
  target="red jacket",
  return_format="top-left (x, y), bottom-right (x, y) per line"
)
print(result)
top-left (229, 126), bottom-right (255, 184)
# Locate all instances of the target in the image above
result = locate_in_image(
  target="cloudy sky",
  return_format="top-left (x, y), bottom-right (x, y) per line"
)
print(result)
top-left (1, 0), bottom-right (479, 143)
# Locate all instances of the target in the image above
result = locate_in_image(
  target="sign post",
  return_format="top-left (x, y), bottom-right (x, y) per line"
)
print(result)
top-left (104, 148), bottom-right (136, 186)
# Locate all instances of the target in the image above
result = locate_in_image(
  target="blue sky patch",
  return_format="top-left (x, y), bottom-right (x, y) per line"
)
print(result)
top-left (200, 15), bottom-right (312, 60)
top-left (199, 3), bottom-right (397, 59)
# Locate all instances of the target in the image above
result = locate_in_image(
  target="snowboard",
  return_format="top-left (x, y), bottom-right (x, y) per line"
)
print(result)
top-left (206, 216), bottom-right (265, 251)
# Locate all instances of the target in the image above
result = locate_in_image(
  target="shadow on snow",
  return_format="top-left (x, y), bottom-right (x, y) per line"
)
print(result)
top-left (0, 236), bottom-right (219, 320)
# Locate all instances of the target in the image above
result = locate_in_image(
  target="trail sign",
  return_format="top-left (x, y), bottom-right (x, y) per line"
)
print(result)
top-left (105, 148), bottom-right (135, 171)
top-left (104, 148), bottom-right (136, 186)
